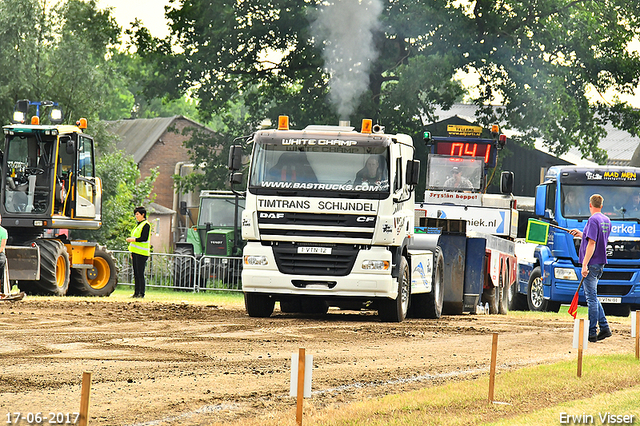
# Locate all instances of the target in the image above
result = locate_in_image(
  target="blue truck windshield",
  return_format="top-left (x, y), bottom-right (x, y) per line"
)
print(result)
top-left (562, 184), bottom-right (640, 219)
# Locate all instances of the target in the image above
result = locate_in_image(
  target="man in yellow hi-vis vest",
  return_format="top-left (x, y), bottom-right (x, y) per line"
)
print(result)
top-left (126, 206), bottom-right (151, 298)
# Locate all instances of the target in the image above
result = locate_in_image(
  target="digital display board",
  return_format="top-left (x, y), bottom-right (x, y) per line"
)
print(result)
top-left (434, 140), bottom-right (495, 167)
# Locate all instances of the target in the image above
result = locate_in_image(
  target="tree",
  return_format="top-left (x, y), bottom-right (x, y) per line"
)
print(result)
top-left (0, 0), bottom-right (134, 123)
top-left (137, 0), bottom-right (640, 167)
top-left (74, 151), bottom-right (158, 250)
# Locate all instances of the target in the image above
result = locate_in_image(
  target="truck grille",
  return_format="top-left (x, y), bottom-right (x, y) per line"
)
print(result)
top-left (598, 284), bottom-right (633, 296)
top-left (271, 243), bottom-right (359, 276)
top-left (258, 211), bottom-right (376, 240)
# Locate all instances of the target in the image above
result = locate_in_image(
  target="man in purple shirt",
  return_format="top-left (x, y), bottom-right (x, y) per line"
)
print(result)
top-left (570, 194), bottom-right (612, 342)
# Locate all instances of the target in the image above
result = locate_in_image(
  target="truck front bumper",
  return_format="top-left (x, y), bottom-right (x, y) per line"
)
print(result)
top-left (241, 242), bottom-right (397, 299)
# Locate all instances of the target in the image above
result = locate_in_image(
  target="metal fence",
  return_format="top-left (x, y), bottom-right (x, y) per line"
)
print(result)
top-left (112, 251), bottom-right (243, 292)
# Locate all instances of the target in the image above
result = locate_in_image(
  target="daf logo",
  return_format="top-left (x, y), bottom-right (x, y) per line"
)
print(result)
top-left (260, 212), bottom-right (285, 219)
top-left (356, 216), bottom-right (375, 223)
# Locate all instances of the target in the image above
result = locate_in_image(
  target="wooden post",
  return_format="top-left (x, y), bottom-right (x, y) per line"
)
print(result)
top-left (577, 319), bottom-right (584, 378)
top-left (488, 333), bottom-right (498, 402)
top-left (78, 372), bottom-right (92, 426)
top-left (636, 311), bottom-right (640, 360)
top-left (296, 348), bottom-right (306, 426)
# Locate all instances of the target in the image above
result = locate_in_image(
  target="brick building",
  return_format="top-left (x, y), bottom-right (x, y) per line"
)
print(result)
top-left (107, 116), bottom-right (217, 251)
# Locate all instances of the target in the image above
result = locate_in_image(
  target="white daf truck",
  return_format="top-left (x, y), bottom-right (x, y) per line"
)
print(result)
top-left (228, 117), bottom-right (443, 322)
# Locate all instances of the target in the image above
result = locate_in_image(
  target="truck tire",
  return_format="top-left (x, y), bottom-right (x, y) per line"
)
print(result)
top-left (300, 297), bottom-right (329, 315)
top-left (509, 275), bottom-right (528, 311)
top-left (603, 304), bottom-right (631, 317)
top-left (244, 292), bottom-right (275, 317)
top-left (68, 246), bottom-right (118, 296)
top-left (498, 266), bottom-right (509, 315)
top-left (483, 287), bottom-right (499, 314)
top-left (29, 239), bottom-right (70, 296)
top-left (411, 247), bottom-right (444, 319)
top-left (379, 256), bottom-right (410, 322)
top-left (173, 246), bottom-right (195, 290)
top-left (279, 298), bottom-right (302, 313)
top-left (527, 266), bottom-right (560, 312)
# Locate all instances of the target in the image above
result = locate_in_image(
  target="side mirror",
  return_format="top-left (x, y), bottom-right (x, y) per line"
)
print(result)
top-left (500, 171), bottom-right (514, 194)
top-left (179, 201), bottom-right (188, 216)
top-left (535, 185), bottom-right (547, 217)
top-left (66, 140), bottom-right (75, 155)
top-left (228, 145), bottom-right (242, 171)
top-left (406, 160), bottom-right (420, 186)
top-left (230, 172), bottom-right (243, 185)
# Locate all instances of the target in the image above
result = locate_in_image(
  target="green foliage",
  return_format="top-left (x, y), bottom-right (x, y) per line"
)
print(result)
top-left (136, 0), bottom-right (640, 167)
top-left (0, 0), bottom-right (134, 123)
top-left (74, 151), bottom-right (158, 249)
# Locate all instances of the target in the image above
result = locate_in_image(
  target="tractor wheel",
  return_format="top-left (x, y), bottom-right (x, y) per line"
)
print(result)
top-left (28, 239), bottom-right (70, 296)
top-left (68, 246), bottom-right (118, 296)
top-left (173, 246), bottom-right (196, 290)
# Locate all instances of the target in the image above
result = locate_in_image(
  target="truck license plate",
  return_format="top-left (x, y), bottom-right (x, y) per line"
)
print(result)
top-left (298, 247), bottom-right (332, 255)
top-left (598, 297), bottom-right (621, 304)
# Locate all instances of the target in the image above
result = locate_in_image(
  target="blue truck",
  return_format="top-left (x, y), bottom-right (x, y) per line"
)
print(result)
top-left (516, 165), bottom-right (640, 316)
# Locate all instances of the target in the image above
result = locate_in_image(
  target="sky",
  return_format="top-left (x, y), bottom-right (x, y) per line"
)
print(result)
top-left (97, 0), bottom-right (171, 38)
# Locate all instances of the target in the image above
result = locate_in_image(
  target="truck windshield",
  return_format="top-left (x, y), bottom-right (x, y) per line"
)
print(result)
top-left (562, 184), bottom-right (640, 219)
top-left (426, 155), bottom-right (483, 192)
top-left (249, 143), bottom-right (390, 197)
top-left (198, 197), bottom-right (245, 227)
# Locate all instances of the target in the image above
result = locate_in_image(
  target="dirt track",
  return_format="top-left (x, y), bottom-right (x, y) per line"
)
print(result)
top-left (0, 298), bottom-right (633, 425)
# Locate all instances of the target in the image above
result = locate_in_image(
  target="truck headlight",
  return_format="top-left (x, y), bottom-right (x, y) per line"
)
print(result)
top-left (244, 255), bottom-right (268, 266)
top-left (361, 260), bottom-right (390, 270)
top-left (554, 267), bottom-right (578, 280)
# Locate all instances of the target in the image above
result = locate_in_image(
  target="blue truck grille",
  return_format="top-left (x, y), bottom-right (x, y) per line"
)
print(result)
top-left (271, 243), bottom-right (358, 276)
top-left (598, 284), bottom-right (633, 296)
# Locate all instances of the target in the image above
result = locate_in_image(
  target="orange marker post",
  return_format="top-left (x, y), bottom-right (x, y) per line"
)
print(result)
top-left (577, 319), bottom-right (584, 377)
top-left (78, 372), bottom-right (92, 426)
top-left (296, 348), bottom-right (306, 426)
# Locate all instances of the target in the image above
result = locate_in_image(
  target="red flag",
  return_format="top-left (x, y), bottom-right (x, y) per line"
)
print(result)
top-left (568, 290), bottom-right (579, 319)
top-left (567, 276), bottom-right (585, 319)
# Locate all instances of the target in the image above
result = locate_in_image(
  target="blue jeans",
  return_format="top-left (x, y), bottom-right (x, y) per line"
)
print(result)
top-left (583, 264), bottom-right (609, 336)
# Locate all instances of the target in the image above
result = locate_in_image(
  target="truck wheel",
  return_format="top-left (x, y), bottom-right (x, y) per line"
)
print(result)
top-left (280, 298), bottom-right (302, 313)
top-left (173, 247), bottom-right (195, 290)
top-left (498, 267), bottom-right (509, 315)
top-left (603, 304), bottom-right (631, 317)
top-left (526, 266), bottom-right (560, 312)
top-left (300, 297), bottom-right (329, 315)
top-left (244, 292), bottom-right (275, 317)
top-left (412, 247), bottom-right (444, 319)
top-left (379, 257), bottom-right (410, 322)
top-left (33, 239), bottom-right (70, 296)
top-left (483, 287), bottom-right (499, 314)
top-left (509, 275), bottom-right (528, 311)
top-left (68, 246), bottom-right (118, 296)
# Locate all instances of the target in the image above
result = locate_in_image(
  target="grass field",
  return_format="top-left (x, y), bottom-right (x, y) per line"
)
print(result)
top-left (297, 355), bottom-right (640, 426)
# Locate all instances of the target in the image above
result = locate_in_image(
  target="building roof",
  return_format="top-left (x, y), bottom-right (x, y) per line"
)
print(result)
top-left (148, 202), bottom-right (175, 215)
top-left (106, 115), bottom-right (214, 163)
top-left (432, 104), bottom-right (638, 165)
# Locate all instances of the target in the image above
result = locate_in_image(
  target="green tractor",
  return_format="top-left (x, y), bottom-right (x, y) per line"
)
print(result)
top-left (173, 190), bottom-right (245, 289)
